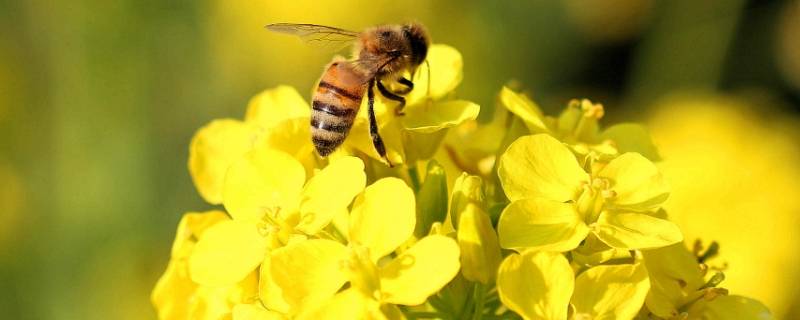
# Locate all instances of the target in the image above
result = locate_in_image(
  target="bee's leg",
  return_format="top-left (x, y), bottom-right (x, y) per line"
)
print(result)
top-left (376, 80), bottom-right (406, 116)
top-left (368, 79), bottom-right (393, 167)
top-left (395, 77), bottom-right (414, 94)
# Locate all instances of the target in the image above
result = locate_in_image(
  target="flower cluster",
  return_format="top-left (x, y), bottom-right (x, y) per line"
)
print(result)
top-left (153, 45), bottom-right (773, 319)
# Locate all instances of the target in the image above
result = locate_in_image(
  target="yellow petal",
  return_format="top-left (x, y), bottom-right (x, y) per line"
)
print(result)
top-left (688, 295), bottom-right (774, 320)
top-left (599, 123), bottom-right (661, 161)
top-left (405, 44), bottom-right (463, 104)
top-left (379, 235), bottom-right (461, 305)
top-left (223, 146), bottom-right (305, 223)
top-left (499, 87), bottom-right (550, 134)
top-left (296, 288), bottom-right (384, 320)
top-left (152, 259), bottom-right (198, 320)
top-left (270, 239), bottom-right (349, 312)
top-left (349, 177), bottom-right (416, 261)
top-left (232, 303), bottom-right (286, 320)
top-left (256, 117), bottom-right (316, 176)
top-left (571, 263), bottom-right (650, 320)
top-left (641, 243), bottom-right (706, 318)
top-left (189, 220), bottom-right (267, 286)
top-left (497, 250), bottom-right (574, 320)
top-left (498, 198), bottom-right (589, 252)
top-left (170, 210), bottom-right (229, 259)
top-left (498, 134), bottom-right (588, 202)
top-left (188, 271), bottom-right (259, 320)
top-left (594, 212), bottom-right (683, 250)
top-left (189, 119), bottom-right (257, 204)
top-left (403, 100), bottom-right (480, 134)
top-left (245, 85), bottom-right (311, 129)
top-left (296, 156), bottom-right (366, 235)
top-left (259, 255), bottom-right (290, 314)
top-left (598, 152), bottom-right (669, 211)
top-left (457, 204), bottom-right (502, 284)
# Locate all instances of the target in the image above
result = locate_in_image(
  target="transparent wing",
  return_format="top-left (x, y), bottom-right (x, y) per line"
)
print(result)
top-left (266, 23), bottom-right (359, 50)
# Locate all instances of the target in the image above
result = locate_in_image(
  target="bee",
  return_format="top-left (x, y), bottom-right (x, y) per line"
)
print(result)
top-left (266, 22), bottom-right (431, 166)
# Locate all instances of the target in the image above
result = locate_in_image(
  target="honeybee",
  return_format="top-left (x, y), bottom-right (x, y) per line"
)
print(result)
top-left (266, 22), bottom-right (431, 166)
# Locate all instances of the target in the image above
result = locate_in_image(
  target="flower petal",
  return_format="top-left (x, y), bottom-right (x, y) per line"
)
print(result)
top-left (688, 295), bottom-right (774, 320)
top-left (189, 220), bottom-right (267, 286)
top-left (256, 117), bottom-right (316, 176)
top-left (189, 119), bottom-right (257, 204)
top-left (403, 100), bottom-right (480, 134)
top-left (170, 211), bottom-right (229, 259)
top-left (598, 152), bottom-right (669, 211)
top-left (296, 288), bottom-right (383, 320)
top-left (641, 243), bottom-right (706, 318)
top-left (259, 255), bottom-right (290, 314)
top-left (232, 303), bottom-right (286, 320)
top-left (152, 259), bottom-right (198, 320)
top-left (405, 44), bottom-right (463, 104)
top-left (571, 264), bottom-right (650, 320)
top-left (499, 87), bottom-right (550, 134)
top-left (457, 204), bottom-right (502, 284)
top-left (498, 198), bottom-right (589, 252)
top-left (497, 250), bottom-right (574, 320)
top-left (498, 134), bottom-right (588, 202)
top-left (349, 177), bottom-right (416, 261)
top-left (188, 271), bottom-right (259, 320)
top-left (245, 85), bottom-right (310, 129)
top-left (223, 146), bottom-right (305, 223)
top-left (270, 239), bottom-right (349, 312)
top-left (599, 123), bottom-right (661, 161)
top-left (379, 235), bottom-right (461, 305)
top-left (296, 156), bottom-right (366, 235)
top-left (594, 212), bottom-right (683, 250)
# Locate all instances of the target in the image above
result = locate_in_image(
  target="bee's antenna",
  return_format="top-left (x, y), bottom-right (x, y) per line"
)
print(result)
top-left (424, 59), bottom-right (431, 98)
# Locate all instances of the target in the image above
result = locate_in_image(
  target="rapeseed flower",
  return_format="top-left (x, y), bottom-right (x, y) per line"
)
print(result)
top-left (268, 178), bottom-right (461, 318)
top-left (154, 41), bottom-right (774, 320)
top-left (496, 133), bottom-right (681, 253)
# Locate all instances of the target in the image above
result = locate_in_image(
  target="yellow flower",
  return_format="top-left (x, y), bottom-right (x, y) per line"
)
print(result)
top-left (496, 134), bottom-right (681, 252)
top-left (641, 242), bottom-right (775, 320)
top-left (268, 177), bottom-right (461, 318)
top-left (345, 44), bottom-right (480, 165)
top-left (497, 250), bottom-right (650, 320)
top-left (152, 211), bottom-right (260, 320)
top-left (188, 86), bottom-right (315, 204)
top-left (499, 87), bottom-right (660, 160)
top-left (187, 146), bottom-right (366, 290)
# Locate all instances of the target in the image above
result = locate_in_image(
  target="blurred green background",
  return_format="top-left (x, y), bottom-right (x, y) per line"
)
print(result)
top-left (2, 0), bottom-right (800, 319)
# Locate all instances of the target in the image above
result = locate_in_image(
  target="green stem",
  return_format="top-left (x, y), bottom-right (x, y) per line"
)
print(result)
top-left (408, 164), bottom-right (421, 192)
top-left (472, 283), bottom-right (487, 320)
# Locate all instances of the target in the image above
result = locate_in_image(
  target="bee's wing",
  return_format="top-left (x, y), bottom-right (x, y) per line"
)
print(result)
top-left (266, 23), bottom-right (359, 51)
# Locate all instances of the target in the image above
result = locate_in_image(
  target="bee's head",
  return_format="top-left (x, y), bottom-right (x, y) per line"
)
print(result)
top-left (402, 23), bottom-right (430, 68)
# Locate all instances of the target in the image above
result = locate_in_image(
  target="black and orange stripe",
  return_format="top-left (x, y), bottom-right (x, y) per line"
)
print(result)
top-left (310, 61), bottom-right (368, 156)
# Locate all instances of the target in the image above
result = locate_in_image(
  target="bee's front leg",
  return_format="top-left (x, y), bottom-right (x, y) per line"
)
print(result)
top-left (395, 77), bottom-right (414, 94)
top-left (376, 80), bottom-right (406, 116)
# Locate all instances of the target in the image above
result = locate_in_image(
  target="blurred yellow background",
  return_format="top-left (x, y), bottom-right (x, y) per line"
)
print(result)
top-left (1, 0), bottom-right (799, 319)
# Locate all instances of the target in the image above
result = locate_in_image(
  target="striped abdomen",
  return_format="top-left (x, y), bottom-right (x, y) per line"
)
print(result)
top-left (311, 61), bottom-right (368, 156)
